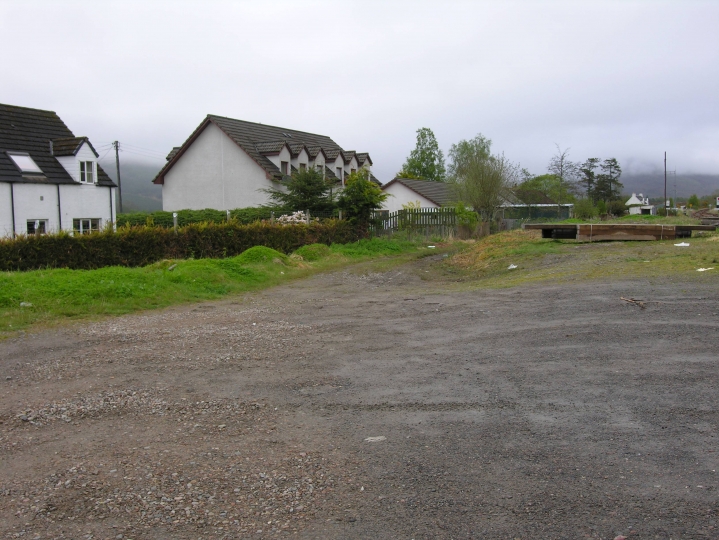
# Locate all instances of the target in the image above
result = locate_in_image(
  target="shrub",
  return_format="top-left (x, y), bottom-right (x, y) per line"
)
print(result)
top-left (0, 220), bottom-right (366, 272)
top-left (573, 198), bottom-right (599, 219)
top-left (116, 207), bottom-right (282, 228)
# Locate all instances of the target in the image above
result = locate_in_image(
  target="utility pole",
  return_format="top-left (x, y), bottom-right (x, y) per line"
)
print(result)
top-left (664, 151), bottom-right (667, 215)
top-left (113, 141), bottom-right (123, 214)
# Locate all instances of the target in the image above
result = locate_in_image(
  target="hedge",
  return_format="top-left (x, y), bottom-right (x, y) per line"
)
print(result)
top-left (0, 220), bottom-right (366, 271)
top-left (116, 207), bottom-right (337, 228)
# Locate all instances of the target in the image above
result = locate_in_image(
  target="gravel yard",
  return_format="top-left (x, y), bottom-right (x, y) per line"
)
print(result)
top-left (1, 255), bottom-right (719, 539)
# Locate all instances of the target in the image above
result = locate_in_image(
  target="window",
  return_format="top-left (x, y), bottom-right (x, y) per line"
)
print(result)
top-left (73, 218), bottom-right (100, 234)
top-left (336, 167), bottom-right (343, 179)
top-left (7, 152), bottom-right (43, 174)
top-left (80, 161), bottom-right (95, 183)
top-left (280, 161), bottom-right (289, 175)
top-left (299, 163), bottom-right (307, 171)
top-left (351, 168), bottom-right (356, 174)
top-left (27, 220), bottom-right (47, 235)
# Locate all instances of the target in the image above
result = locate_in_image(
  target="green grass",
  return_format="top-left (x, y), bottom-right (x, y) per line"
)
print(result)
top-left (0, 238), bottom-right (425, 336)
top-left (448, 229), bottom-right (719, 288)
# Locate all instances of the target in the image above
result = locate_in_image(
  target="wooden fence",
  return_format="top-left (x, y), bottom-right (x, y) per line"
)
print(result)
top-left (372, 208), bottom-right (459, 237)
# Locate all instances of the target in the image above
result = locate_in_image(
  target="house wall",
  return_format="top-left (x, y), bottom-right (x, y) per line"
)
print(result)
top-left (331, 156), bottom-right (344, 183)
top-left (344, 156), bottom-right (359, 175)
top-left (162, 122), bottom-right (276, 211)
top-left (0, 183), bottom-right (15, 237)
top-left (56, 142), bottom-right (98, 182)
top-left (381, 182), bottom-right (438, 213)
top-left (291, 148), bottom-right (309, 171)
top-left (0, 182), bottom-right (114, 237)
top-left (311, 153), bottom-right (325, 172)
top-left (265, 146), bottom-right (291, 174)
top-left (58, 184), bottom-right (114, 231)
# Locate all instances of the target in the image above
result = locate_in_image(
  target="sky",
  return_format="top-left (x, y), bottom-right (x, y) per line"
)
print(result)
top-left (1, 0), bottom-right (718, 183)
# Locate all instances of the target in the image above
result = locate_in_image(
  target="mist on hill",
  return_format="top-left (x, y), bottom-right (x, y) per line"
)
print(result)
top-left (98, 159), bottom-right (163, 212)
top-left (620, 172), bottom-right (719, 200)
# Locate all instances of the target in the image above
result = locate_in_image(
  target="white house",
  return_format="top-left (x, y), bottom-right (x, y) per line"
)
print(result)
top-left (381, 177), bottom-right (455, 212)
top-left (153, 115), bottom-right (378, 211)
top-left (0, 103), bottom-right (116, 238)
top-left (626, 193), bottom-right (656, 215)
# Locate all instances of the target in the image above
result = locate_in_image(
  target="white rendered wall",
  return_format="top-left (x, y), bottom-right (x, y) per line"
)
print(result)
top-left (162, 123), bottom-right (278, 211)
top-left (291, 148), bottom-right (309, 171)
top-left (0, 182), bottom-right (113, 237)
top-left (331, 156), bottom-right (344, 183)
top-left (59, 184), bottom-right (114, 231)
top-left (381, 182), bottom-right (438, 213)
top-left (56, 142), bottom-right (98, 182)
top-left (344, 156), bottom-right (358, 175)
top-left (0, 183), bottom-right (15, 237)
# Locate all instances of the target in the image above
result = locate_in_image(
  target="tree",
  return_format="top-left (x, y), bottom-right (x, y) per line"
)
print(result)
top-left (262, 167), bottom-right (336, 213)
top-left (447, 134), bottom-right (492, 180)
top-left (594, 158), bottom-right (623, 208)
top-left (687, 194), bottom-right (699, 208)
top-left (450, 148), bottom-right (519, 223)
top-left (337, 169), bottom-right (388, 223)
top-left (578, 157), bottom-right (600, 201)
top-left (547, 145), bottom-right (580, 214)
top-left (398, 127), bottom-right (446, 182)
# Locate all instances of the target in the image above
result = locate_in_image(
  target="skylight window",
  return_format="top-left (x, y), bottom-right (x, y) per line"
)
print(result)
top-left (7, 152), bottom-right (43, 174)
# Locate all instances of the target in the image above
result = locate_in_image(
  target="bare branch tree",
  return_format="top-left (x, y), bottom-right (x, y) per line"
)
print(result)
top-left (547, 144), bottom-right (580, 215)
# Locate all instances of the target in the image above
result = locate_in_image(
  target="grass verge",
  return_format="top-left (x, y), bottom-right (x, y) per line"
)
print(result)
top-left (448, 229), bottom-right (719, 288)
top-left (0, 238), bottom-right (429, 337)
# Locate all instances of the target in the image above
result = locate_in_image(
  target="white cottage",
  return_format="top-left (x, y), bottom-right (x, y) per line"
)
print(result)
top-left (626, 193), bottom-right (656, 215)
top-left (0, 103), bottom-right (116, 238)
top-left (381, 177), bottom-right (456, 213)
top-left (154, 115), bottom-right (378, 211)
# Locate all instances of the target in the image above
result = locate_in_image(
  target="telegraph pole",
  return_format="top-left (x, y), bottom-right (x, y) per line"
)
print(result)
top-left (113, 141), bottom-right (123, 214)
top-left (664, 151), bottom-right (667, 215)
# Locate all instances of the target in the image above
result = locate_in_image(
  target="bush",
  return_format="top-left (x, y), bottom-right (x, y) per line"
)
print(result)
top-left (0, 220), bottom-right (366, 272)
top-left (573, 198), bottom-right (599, 219)
top-left (608, 200), bottom-right (627, 216)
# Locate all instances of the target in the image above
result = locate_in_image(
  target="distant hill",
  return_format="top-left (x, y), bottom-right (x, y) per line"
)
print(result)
top-left (99, 159), bottom-right (163, 212)
top-left (620, 172), bottom-right (719, 200)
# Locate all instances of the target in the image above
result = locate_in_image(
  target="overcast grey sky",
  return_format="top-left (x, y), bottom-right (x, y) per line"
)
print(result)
top-left (1, 0), bottom-right (717, 182)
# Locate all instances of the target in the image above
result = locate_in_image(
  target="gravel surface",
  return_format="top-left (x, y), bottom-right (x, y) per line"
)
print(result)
top-left (1, 256), bottom-right (719, 539)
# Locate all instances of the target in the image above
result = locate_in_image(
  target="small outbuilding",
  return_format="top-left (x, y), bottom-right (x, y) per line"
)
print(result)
top-left (626, 193), bottom-right (656, 215)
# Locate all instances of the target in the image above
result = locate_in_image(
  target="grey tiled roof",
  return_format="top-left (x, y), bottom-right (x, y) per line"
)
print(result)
top-left (166, 147), bottom-right (181, 161)
top-left (154, 114), bottom-right (374, 185)
top-left (255, 141), bottom-right (287, 154)
top-left (382, 178), bottom-right (457, 206)
top-left (0, 103), bottom-right (114, 186)
top-left (356, 152), bottom-right (372, 166)
top-left (52, 136), bottom-right (97, 157)
top-left (343, 150), bottom-right (356, 164)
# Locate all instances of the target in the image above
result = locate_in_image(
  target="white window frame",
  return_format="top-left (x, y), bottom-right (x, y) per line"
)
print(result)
top-left (27, 219), bottom-right (48, 235)
top-left (79, 161), bottom-right (96, 184)
top-left (73, 218), bottom-right (101, 234)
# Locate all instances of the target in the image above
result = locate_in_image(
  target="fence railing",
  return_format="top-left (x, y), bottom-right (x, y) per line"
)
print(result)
top-left (372, 208), bottom-right (459, 236)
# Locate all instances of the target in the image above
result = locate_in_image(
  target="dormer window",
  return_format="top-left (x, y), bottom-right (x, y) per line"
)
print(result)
top-left (7, 152), bottom-right (43, 174)
top-left (80, 161), bottom-right (95, 183)
top-left (280, 161), bottom-right (289, 175)
top-left (299, 163), bottom-right (307, 171)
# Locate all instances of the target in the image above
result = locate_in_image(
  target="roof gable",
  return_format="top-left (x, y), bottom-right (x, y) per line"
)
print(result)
top-left (382, 177), bottom-right (456, 206)
top-left (154, 114), bottom-right (350, 184)
top-left (0, 103), bottom-right (114, 186)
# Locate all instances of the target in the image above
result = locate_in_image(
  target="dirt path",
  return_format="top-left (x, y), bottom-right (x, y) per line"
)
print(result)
top-left (1, 256), bottom-right (719, 539)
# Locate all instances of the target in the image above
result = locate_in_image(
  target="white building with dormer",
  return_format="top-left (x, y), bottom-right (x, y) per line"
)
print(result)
top-left (626, 193), bottom-right (656, 215)
top-left (0, 103), bottom-right (117, 238)
top-left (153, 114), bottom-right (377, 211)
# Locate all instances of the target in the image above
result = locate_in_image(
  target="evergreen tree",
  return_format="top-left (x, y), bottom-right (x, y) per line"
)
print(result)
top-left (337, 169), bottom-right (388, 223)
top-left (262, 167), bottom-right (337, 213)
top-left (398, 128), bottom-right (446, 182)
top-left (578, 157), bottom-right (600, 201)
top-left (594, 158), bottom-right (623, 203)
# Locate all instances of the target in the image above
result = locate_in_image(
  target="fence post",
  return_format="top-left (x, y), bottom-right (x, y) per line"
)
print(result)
top-left (306, 209), bottom-right (310, 225)
top-left (172, 212), bottom-right (178, 234)
top-left (271, 211), bottom-right (275, 223)
top-left (226, 209), bottom-right (231, 222)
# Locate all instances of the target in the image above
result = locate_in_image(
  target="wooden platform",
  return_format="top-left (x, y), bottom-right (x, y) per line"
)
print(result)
top-left (523, 223), bottom-right (716, 241)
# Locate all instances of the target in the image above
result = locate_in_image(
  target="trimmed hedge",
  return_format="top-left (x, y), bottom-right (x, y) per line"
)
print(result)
top-left (0, 220), bottom-right (366, 271)
top-left (116, 207), bottom-right (335, 228)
